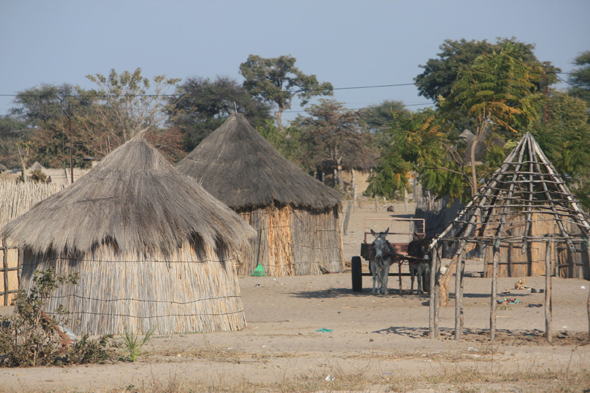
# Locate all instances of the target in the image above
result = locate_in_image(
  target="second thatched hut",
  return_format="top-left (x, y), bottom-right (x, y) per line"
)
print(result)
top-left (1, 136), bottom-right (255, 335)
top-left (177, 114), bottom-right (344, 276)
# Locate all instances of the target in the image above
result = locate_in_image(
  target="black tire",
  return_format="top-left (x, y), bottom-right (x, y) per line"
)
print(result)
top-left (352, 256), bottom-right (363, 292)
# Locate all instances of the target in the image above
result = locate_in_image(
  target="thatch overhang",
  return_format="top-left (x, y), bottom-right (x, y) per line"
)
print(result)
top-left (1, 137), bottom-right (256, 257)
top-left (176, 114), bottom-right (342, 211)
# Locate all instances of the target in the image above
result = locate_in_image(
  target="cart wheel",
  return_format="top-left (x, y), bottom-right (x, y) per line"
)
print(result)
top-left (351, 256), bottom-right (363, 292)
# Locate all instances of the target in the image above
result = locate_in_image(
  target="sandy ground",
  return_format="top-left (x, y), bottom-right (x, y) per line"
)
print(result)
top-left (1, 201), bottom-right (589, 392)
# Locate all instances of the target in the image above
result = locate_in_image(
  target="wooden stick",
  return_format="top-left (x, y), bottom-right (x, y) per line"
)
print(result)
top-left (429, 247), bottom-right (437, 338)
top-left (545, 237), bottom-right (553, 343)
top-left (491, 246), bottom-right (498, 342)
top-left (454, 249), bottom-right (464, 340)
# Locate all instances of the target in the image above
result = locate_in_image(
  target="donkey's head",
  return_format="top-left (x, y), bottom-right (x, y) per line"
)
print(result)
top-left (409, 233), bottom-right (431, 260)
top-left (370, 228), bottom-right (390, 261)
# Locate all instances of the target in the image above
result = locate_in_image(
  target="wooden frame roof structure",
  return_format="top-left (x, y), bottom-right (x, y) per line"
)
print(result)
top-left (427, 132), bottom-right (590, 343)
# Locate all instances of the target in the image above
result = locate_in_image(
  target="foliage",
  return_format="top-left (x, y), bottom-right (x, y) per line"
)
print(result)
top-left (366, 150), bottom-right (411, 199)
top-left (27, 169), bottom-right (47, 183)
top-left (168, 76), bottom-right (271, 151)
top-left (121, 324), bottom-right (157, 362)
top-left (0, 115), bottom-right (30, 169)
top-left (439, 41), bottom-right (544, 196)
top-left (10, 84), bottom-right (79, 124)
top-left (256, 119), bottom-right (304, 166)
top-left (239, 54), bottom-right (333, 131)
top-left (415, 37), bottom-right (559, 103)
top-left (79, 68), bottom-right (180, 154)
top-left (568, 51), bottom-right (590, 105)
top-left (361, 100), bottom-right (410, 154)
top-left (291, 99), bottom-right (376, 187)
top-left (0, 269), bottom-right (78, 367)
top-left (0, 269), bottom-right (118, 367)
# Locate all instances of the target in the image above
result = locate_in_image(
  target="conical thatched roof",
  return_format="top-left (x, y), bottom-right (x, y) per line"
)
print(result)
top-left (29, 161), bottom-right (46, 171)
top-left (176, 113), bottom-right (341, 210)
top-left (1, 137), bottom-right (255, 256)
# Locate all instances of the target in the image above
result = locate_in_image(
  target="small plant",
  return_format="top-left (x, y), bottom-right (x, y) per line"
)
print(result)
top-left (121, 323), bottom-right (158, 362)
top-left (28, 169), bottom-right (47, 183)
top-left (0, 269), bottom-right (117, 367)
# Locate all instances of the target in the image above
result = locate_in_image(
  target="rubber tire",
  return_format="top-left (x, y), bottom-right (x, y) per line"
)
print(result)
top-left (351, 256), bottom-right (363, 292)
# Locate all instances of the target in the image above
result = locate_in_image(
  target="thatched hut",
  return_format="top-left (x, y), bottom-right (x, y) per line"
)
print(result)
top-left (176, 114), bottom-right (344, 276)
top-left (1, 137), bottom-right (255, 335)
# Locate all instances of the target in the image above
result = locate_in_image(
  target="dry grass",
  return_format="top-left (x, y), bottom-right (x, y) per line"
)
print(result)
top-left (1, 364), bottom-right (589, 393)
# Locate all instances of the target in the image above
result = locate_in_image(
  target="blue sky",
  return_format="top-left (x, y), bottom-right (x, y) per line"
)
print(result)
top-left (1, 0), bottom-right (588, 123)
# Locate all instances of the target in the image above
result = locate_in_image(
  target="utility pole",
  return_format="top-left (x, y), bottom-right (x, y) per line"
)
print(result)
top-left (67, 101), bottom-right (73, 183)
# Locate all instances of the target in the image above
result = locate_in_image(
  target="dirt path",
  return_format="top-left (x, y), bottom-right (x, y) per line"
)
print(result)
top-left (1, 201), bottom-right (589, 392)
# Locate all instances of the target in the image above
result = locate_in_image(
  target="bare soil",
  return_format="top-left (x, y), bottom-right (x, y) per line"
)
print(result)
top-left (1, 200), bottom-right (589, 392)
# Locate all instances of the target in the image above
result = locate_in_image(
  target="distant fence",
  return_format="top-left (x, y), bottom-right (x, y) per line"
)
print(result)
top-left (0, 181), bottom-right (63, 303)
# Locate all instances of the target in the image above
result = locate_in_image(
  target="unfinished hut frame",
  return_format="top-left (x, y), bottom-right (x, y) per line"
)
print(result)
top-left (1, 137), bottom-right (255, 336)
top-left (177, 114), bottom-right (344, 277)
top-left (427, 132), bottom-right (590, 342)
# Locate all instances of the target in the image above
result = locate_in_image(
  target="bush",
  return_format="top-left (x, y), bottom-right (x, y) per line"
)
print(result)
top-left (0, 269), bottom-right (118, 367)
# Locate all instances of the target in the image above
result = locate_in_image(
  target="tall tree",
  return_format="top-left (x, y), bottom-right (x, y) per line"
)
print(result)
top-left (11, 84), bottom-right (78, 124)
top-left (439, 41), bottom-right (543, 196)
top-left (168, 76), bottom-right (271, 151)
top-left (361, 100), bottom-right (410, 154)
top-left (239, 55), bottom-right (333, 132)
top-left (292, 99), bottom-right (376, 187)
top-left (568, 51), bottom-right (590, 105)
top-left (78, 68), bottom-right (180, 156)
top-left (415, 37), bottom-right (558, 104)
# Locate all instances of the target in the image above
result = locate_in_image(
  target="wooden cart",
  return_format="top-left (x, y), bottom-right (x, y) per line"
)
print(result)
top-left (351, 217), bottom-right (425, 293)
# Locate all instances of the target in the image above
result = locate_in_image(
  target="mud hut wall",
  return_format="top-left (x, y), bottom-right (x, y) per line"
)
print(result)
top-left (20, 244), bottom-right (246, 336)
top-left (236, 205), bottom-right (343, 276)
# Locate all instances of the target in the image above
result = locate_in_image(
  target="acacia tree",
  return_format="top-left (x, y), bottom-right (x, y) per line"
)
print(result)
top-left (439, 42), bottom-right (543, 197)
top-left (239, 55), bottom-right (333, 132)
top-left (78, 68), bottom-right (180, 155)
top-left (292, 99), bottom-right (375, 187)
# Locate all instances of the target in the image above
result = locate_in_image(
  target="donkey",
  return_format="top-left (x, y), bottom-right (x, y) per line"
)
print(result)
top-left (368, 228), bottom-right (396, 295)
top-left (407, 233), bottom-right (432, 295)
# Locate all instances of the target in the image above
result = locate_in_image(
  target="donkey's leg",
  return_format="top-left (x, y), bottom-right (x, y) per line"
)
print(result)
top-left (380, 265), bottom-right (390, 295)
top-left (410, 264), bottom-right (416, 295)
top-left (416, 265), bottom-right (423, 294)
top-left (371, 262), bottom-right (378, 295)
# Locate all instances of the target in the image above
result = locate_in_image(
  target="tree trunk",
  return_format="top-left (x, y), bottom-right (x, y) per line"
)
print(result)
top-left (275, 109), bottom-right (285, 132)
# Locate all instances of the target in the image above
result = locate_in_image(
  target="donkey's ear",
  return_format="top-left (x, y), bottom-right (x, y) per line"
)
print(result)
top-left (370, 229), bottom-right (377, 237)
top-left (384, 228), bottom-right (389, 235)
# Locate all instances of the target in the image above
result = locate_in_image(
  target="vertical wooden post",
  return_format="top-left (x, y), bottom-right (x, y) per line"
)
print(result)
top-left (587, 243), bottom-right (590, 339)
top-left (455, 249), bottom-right (465, 340)
top-left (343, 201), bottom-right (352, 235)
top-left (353, 184), bottom-right (358, 212)
top-left (429, 247), bottom-right (438, 338)
top-left (490, 245), bottom-right (499, 341)
top-left (2, 238), bottom-right (8, 306)
top-left (545, 238), bottom-right (553, 343)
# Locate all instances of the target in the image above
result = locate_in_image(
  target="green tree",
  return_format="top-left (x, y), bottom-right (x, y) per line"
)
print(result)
top-left (168, 76), bottom-right (271, 151)
top-left (568, 51), bottom-right (590, 105)
top-left (439, 41), bottom-right (543, 196)
top-left (10, 84), bottom-right (79, 124)
top-left (239, 55), bottom-right (333, 132)
top-left (415, 37), bottom-right (558, 104)
top-left (292, 99), bottom-right (375, 187)
top-left (361, 100), bottom-right (410, 153)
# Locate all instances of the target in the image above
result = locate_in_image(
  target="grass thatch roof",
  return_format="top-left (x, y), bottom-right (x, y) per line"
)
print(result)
top-left (176, 114), bottom-right (341, 210)
top-left (1, 137), bottom-right (256, 256)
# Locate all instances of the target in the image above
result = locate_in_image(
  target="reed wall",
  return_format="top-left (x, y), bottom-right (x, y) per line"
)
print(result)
top-left (484, 212), bottom-right (589, 279)
top-left (20, 242), bottom-right (246, 335)
top-left (236, 204), bottom-right (344, 277)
